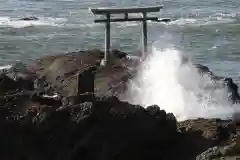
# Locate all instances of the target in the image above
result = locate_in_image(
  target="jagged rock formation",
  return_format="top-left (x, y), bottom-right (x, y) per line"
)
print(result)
top-left (194, 64), bottom-right (240, 103)
top-left (0, 49), bottom-right (239, 160)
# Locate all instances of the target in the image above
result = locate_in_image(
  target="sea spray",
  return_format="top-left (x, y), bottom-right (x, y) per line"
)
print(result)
top-left (125, 47), bottom-right (240, 121)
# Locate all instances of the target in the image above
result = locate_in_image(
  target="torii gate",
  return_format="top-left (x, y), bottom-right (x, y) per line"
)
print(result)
top-left (89, 6), bottom-right (163, 65)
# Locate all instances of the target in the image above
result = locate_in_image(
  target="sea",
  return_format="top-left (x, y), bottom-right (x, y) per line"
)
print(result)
top-left (0, 0), bottom-right (240, 120)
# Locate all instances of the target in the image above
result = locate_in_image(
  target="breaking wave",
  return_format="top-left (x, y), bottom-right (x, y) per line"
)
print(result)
top-left (0, 64), bottom-right (12, 70)
top-left (164, 11), bottom-right (238, 26)
top-left (0, 17), bottom-right (66, 28)
top-left (125, 46), bottom-right (240, 121)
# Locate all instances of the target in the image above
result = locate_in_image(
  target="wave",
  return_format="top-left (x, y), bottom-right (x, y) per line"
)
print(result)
top-left (116, 22), bottom-right (139, 28)
top-left (0, 64), bottom-right (12, 72)
top-left (113, 14), bottom-right (237, 28)
top-left (0, 16), bottom-right (66, 28)
top-left (166, 17), bottom-right (235, 26)
top-left (160, 11), bottom-right (238, 26)
top-left (214, 12), bottom-right (237, 18)
top-left (124, 46), bottom-right (240, 121)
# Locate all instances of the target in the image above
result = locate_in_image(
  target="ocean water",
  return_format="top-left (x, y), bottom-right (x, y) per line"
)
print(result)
top-left (0, 0), bottom-right (239, 78)
top-left (0, 0), bottom-right (240, 120)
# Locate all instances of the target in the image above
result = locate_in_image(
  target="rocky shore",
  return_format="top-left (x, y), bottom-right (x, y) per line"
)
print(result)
top-left (0, 49), bottom-right (240, 160)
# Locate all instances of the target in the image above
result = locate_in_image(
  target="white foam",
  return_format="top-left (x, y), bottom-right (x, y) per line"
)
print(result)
top-left (169, 18), bottom-right (197, 25)
top-left (0, 64), bottom-right (12, 70)
top-left (204, 16), bottom-right (235, 25)
top-left (166, 16), bottom-right (235, 26)
top-left (214, 12), bottom-right (237, 18)
top-left (125, 46), bottom-right (240, 121)
top-left (79, 23), bottom-right (102, 28)
top-left (0, 16), bottom-right (66, 28)
top-left (116, 22), bottom-right (139, 28)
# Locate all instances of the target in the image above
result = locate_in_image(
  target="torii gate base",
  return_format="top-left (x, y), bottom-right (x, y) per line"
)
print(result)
top-left (90, 6), bottom-right (163, 66)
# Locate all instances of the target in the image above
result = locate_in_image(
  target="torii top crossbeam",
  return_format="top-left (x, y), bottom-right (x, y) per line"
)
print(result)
top-left (89, 6), bottom-right (163, 66)
top-left (90, 6), bottom-right (163, 14)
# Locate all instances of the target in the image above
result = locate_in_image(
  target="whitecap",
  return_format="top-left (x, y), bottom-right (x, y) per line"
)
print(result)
top-left (168, 18), bottom-right (197, 25)
top-left (0, 16), bottom-right (67, 28)
top-left (214, 12), bottom-right (237, 18)
top-left (0, 64), bottom-right (12, 70)
top-left (116, 22), bottom-right (139, 28)
top-left (164, 16), bottom-right (235, 27)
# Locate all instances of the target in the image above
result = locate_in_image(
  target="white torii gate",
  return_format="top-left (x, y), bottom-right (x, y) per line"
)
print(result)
top-left (89, 6), bottom-right (163, 65)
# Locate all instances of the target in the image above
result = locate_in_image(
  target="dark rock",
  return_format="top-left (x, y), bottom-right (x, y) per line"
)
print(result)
top-left (68, 102), bottom-right (93, 123)
top-left (194, 64), bottom-right (240, 103)
top-left (146, 105), bottom-right (167, 120)
top-left (196, 136), bottom-right (240, 159)
top-left (154, 18), bottom-right (172, 23)
top-left (160, 18), bottom-right (172, 22)
top-left (77, 66), bottom-right (96, 96)
top-left (179, 118), bottom-right (240, 160)
top-left (20, 16), bottom-right (39, 21)
top-left (0, 94), bottom-right (181, 160)
top-left (30, 93), bottom-right (62, 107)
top-left (31, 49), bottom-right (135, 98)
top-left (0, 74), bottom-right (19, 94)
top-left (224, 78), bottom-right (240, 103)
top-left (0, 73), bottom-right (34, 95)
top-left (216, 124), bottom-right (230, 142)
top-left (224, 136), bottom-right (240, 156)
top-left (61, 92), bottom-right (95, 107)
top-left (194, 64), bottom-right (213, 76)
top-left (0, 49), bottom-right (239, 160)
top-left (146, 105), bottom-right (161, 116)
top-left (0, 63), bottom-right (36, 96)
top-left (112, 49), bottom-right (127, 59)
top-left (232, 112), bottom-right (240, 125)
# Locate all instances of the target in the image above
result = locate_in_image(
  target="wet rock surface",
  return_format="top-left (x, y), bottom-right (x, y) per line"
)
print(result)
top-left (0, 49), bottom-right (239, 159)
